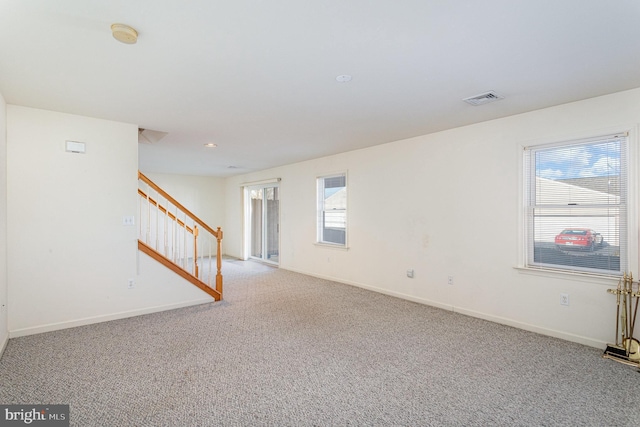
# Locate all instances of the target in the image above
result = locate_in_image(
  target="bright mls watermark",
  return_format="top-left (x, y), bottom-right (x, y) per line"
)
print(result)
top-left (0, 405), bottom-right (69, 426)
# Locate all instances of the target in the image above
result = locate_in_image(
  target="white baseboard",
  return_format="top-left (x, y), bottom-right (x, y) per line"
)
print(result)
top-left (8, 298), bottom-right (213, 338)
top-left (0, 333), bottom-right (8, 358)
top-left (452, 306), bottom-right (606, 349)
top-left (282, 267), bottom-right (606, 349)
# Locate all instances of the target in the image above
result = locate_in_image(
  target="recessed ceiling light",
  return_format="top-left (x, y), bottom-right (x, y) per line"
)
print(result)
top-left (204, 143), bottom-right (218, 148)
top-left (111, 24), bottom-right (138, 44)
top-left (336, 75), bottom-right (352, 83)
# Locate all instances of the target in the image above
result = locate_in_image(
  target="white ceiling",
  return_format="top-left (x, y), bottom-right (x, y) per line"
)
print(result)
top-left (2, 1), bottom-right (640, 177)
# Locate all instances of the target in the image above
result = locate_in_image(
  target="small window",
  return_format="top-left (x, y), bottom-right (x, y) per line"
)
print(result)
top-left (317, 173), bottom-right (347, 246)
top-left (524, 133), bottom-right (628, 275)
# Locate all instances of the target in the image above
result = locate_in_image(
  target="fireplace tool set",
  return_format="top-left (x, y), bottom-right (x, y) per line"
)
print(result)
top-left (603, 272), bottom-right (640, 368)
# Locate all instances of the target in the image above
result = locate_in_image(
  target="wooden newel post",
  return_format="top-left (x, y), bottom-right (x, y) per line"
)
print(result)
top-left (216, 227), bottom-right (223, 299)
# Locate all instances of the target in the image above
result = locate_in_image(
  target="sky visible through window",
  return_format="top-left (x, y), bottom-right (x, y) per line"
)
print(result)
top-left (324, 187), bottom-right (343, 198)
top-left (536, 140), bottom-right (620, 180)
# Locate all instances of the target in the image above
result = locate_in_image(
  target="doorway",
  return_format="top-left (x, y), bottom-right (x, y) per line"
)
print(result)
top-left (246, 184), bottom-right (279, 265)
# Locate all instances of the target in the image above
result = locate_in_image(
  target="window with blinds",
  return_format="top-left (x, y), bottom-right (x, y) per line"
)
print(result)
top-left (524, 134), bottom-right (627, 275)
top-left (317, 173), bottom-right (347, 246)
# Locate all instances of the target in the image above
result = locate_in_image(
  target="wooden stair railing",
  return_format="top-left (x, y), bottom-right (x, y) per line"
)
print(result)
top-left (137, 171), bottom-right (223, 300)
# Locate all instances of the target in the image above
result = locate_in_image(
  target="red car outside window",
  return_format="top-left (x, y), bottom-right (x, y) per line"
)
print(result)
top-left (555, 228), bottom-right (603, 250)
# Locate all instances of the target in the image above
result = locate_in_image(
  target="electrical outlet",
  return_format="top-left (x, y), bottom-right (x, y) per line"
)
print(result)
top-left (448, 276), bottom-right (454, 285)
top-left (122, 215), bottom-right (135, 226)
top-left (407, 269), bottom-right (414, 278)
top-left (128, 279), bottom-right (135, 289)
top-left (560, 293), bottom-right (569, 306)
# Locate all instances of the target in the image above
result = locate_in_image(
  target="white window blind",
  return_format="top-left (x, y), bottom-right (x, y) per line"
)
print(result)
top-left (524, 133), bottom-right (627, 274)
top-left (317, 174), bottom-right (347, 245)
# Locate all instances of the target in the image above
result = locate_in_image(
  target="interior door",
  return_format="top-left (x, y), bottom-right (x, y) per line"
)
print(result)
top-left (248, 185), bottom-right (279, 264)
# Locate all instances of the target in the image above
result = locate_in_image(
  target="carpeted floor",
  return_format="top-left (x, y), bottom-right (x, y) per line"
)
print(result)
top-left (1, 259), bottom-right (639, 426)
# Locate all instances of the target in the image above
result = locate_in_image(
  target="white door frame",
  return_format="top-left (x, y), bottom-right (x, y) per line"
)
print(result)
top-left (242, 181), bottom-right (280, 264)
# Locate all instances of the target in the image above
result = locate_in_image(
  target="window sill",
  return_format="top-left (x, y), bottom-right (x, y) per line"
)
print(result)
top-left (314, 242), bottom-right (349, 251)
top-left (513, 265), bottom-right (621, 286)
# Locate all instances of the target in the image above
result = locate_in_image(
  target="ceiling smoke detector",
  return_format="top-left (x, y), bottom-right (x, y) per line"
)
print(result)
top-left (111, 24), bottom-right (138, 44)
top-left (462, 91), bottom-right (504, 106)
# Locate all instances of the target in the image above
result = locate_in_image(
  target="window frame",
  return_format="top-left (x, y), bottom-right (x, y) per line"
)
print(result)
top-left (316, 172), bottom-right (348, 248)
top-left (520, 129), bottom-right (638, 278)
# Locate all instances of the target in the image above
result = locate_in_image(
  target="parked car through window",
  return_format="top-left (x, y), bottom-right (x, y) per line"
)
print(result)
top-left (554, 228), bottom-right (603, 251)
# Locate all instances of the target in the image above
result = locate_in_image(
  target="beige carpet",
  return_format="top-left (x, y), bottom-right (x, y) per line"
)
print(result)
top-left (1, 259), bottom-right (639, 426)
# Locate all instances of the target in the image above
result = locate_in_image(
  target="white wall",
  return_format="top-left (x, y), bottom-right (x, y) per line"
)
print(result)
top-left (7, 106), bottom-right (212, 337)
top-left (224, 88), bottom-right (640, 348)
top-left (0, 92), bottom-right (7, 353)
top-left (143, 172), bottom-right (225, 232)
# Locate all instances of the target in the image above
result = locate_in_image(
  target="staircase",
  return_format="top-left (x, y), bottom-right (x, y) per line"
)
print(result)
top-left (137, 171), bottom-right (223, 300)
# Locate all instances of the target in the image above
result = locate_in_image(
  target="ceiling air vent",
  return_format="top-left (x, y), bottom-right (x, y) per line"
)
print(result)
top-left (462, 91), bottom-right (504, 106)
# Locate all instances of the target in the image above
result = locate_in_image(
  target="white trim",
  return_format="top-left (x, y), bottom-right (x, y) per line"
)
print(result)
top-left (452, 306), bottom-right (605, 349)
top-left (313, 242), bottom-right (350, 250)
top-left (626, 125), bottom-right (639, 274)
top-left (522, 131), bottom-right (629, 151)
top-left (513, 266), bottom-right (620, 286)
top-left (240, 178), bottom-right (281, 187)
top-left (0, 334), bottom-right (8, 358)
top-left (282, 266), bottom-right (606, 349)
top-left (242, 182), bottom-right (281, 264)
top-left (8, 298), bottom-right (213, 338)
top-left (242, 186), bottom-right (250, 260)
